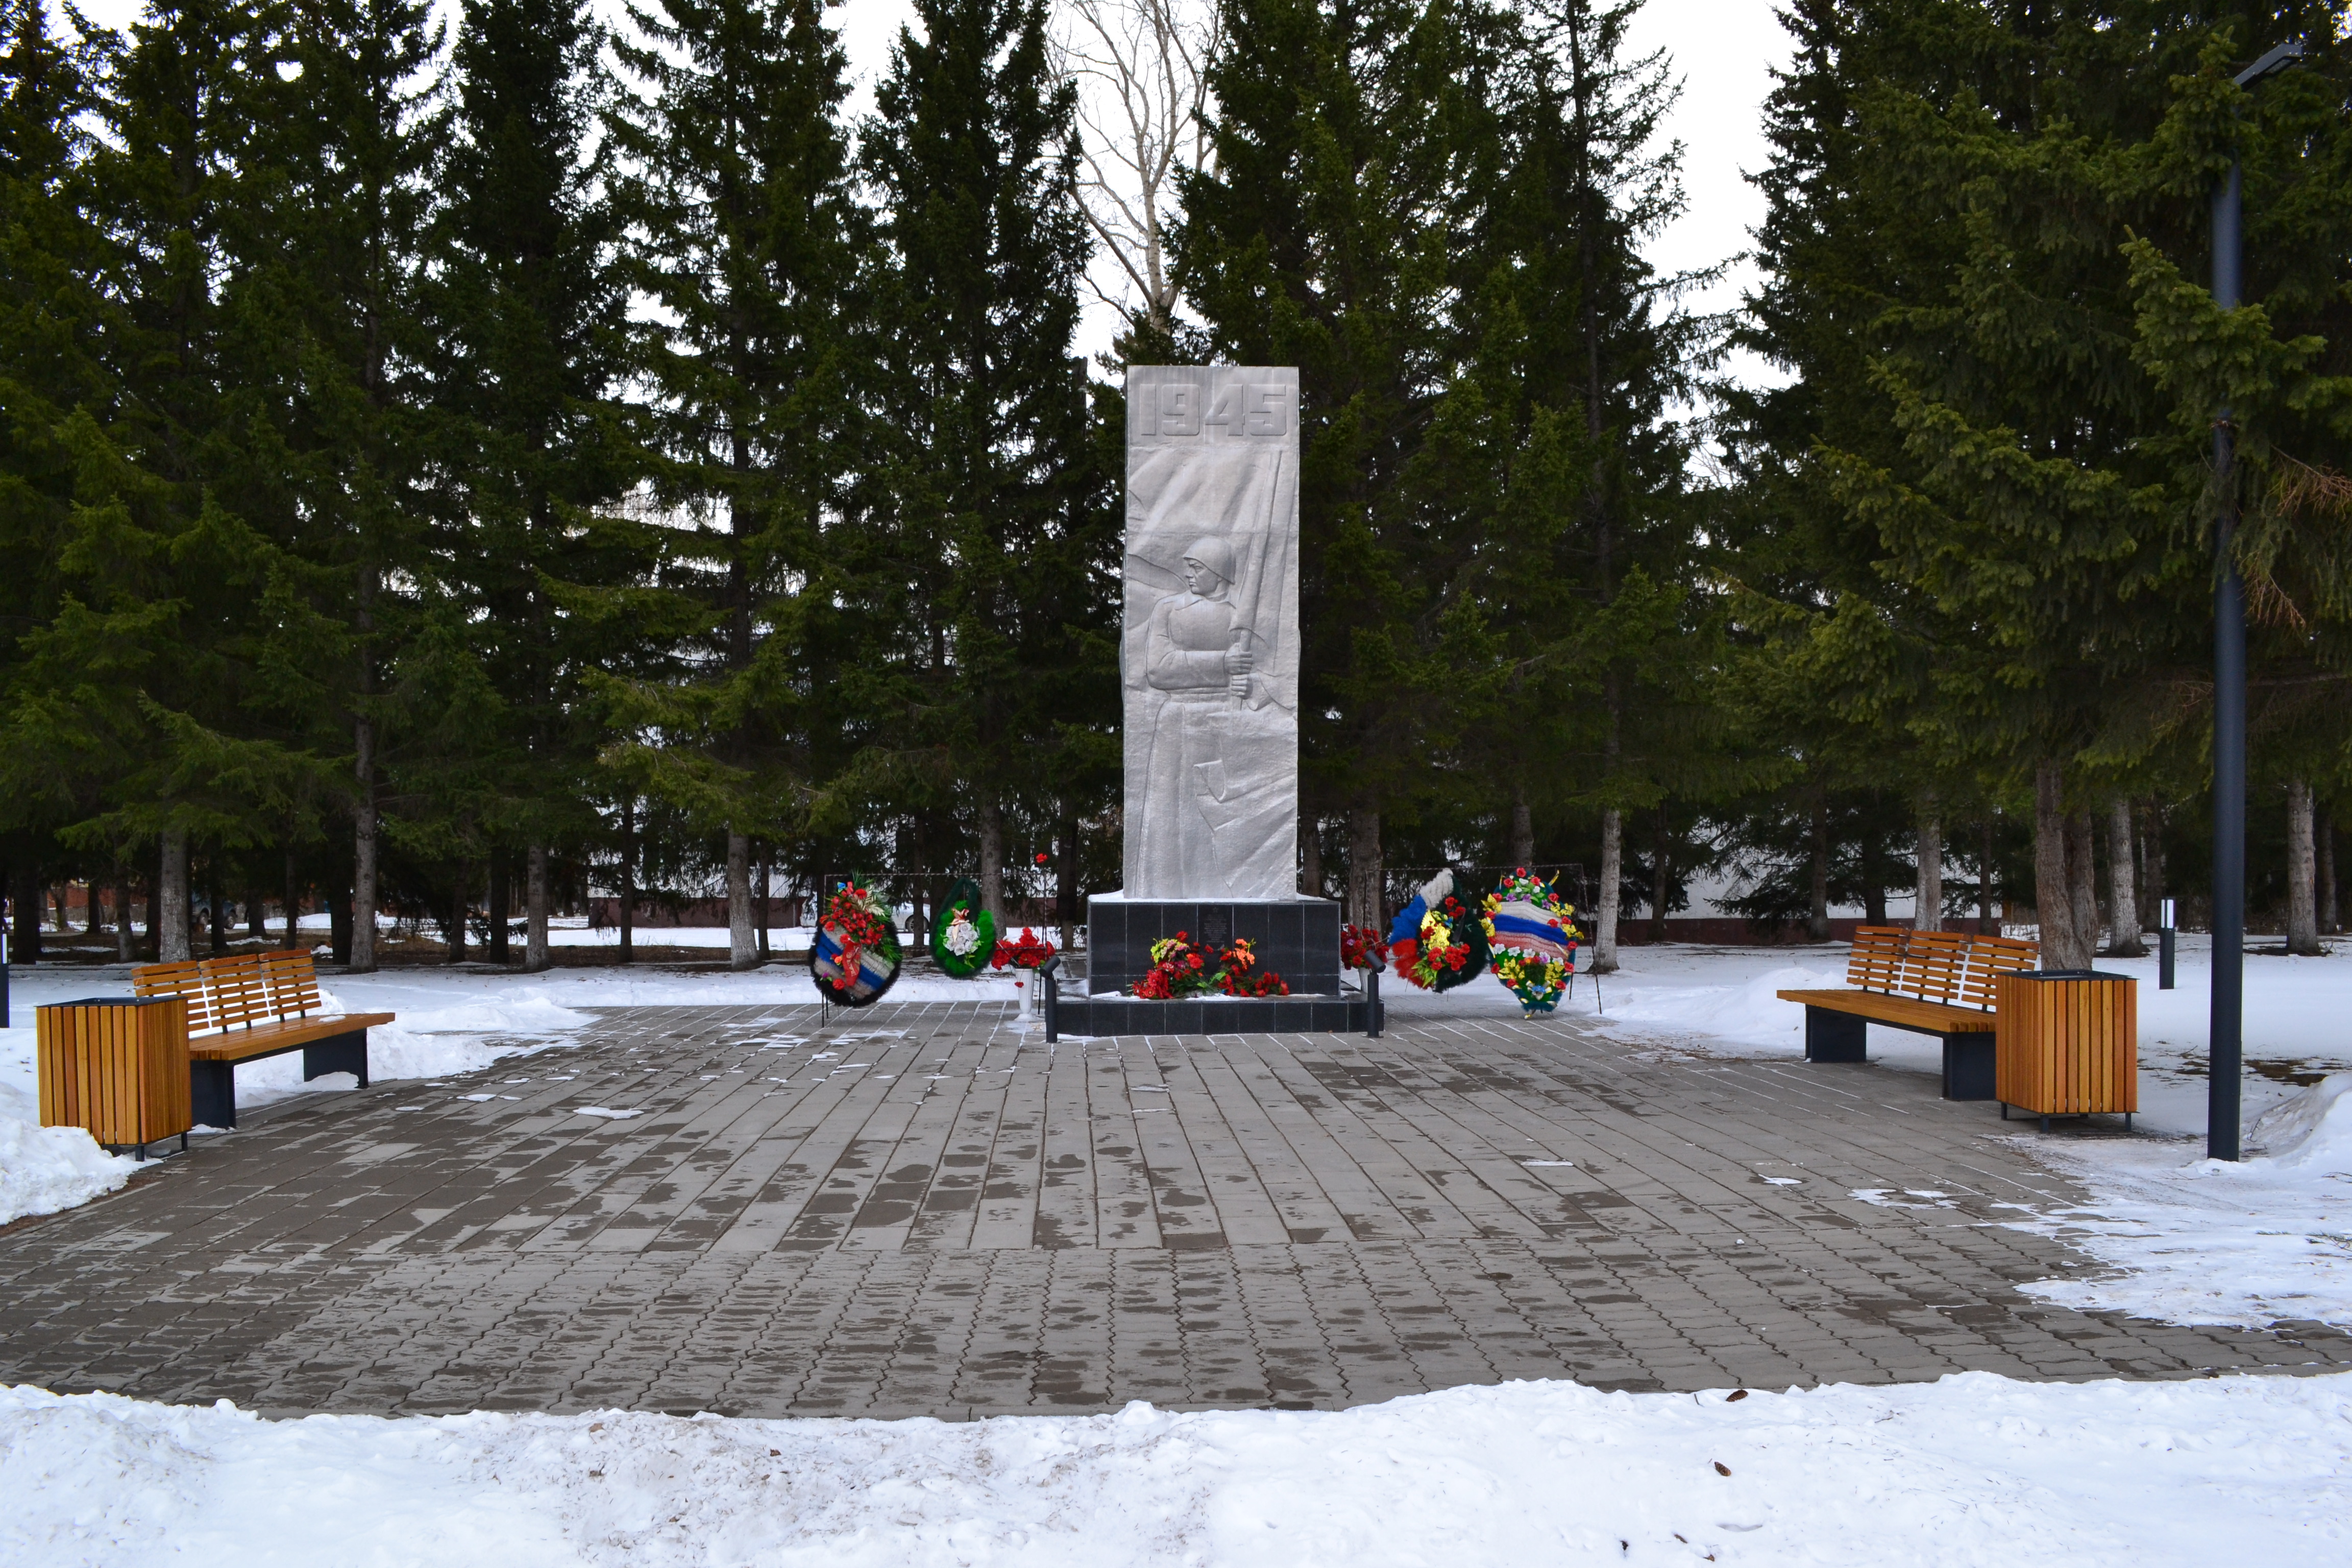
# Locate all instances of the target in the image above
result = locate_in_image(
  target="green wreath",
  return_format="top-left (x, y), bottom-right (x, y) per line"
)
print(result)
top-left (929, 877), bottom-right (998, 979)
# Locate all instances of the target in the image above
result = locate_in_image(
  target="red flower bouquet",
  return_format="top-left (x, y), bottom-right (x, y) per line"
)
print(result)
top-left (1340, 923), bottom-right (1390, 971)
top-left (990, 927), bottom-right (1058, 970)
top-left (1134, 932), bottom-right (1289, 999)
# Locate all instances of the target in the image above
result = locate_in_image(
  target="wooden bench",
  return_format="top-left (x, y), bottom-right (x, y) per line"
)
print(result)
top-left (132, 950), bottom-right (394, 1128)
top-left (1775, 926), bottom-right (2039, 1099)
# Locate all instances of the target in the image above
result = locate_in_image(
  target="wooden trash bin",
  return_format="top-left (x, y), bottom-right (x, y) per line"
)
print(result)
top-left (1995, 969), bottom-right (2137, 1131)
top-left (37, 995), bottom-right (192, 1160)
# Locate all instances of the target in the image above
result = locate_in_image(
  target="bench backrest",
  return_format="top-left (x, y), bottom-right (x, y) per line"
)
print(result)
top-left (1844, 927), bottom-right (1907, 991)
top-left (1844, 925), bottom-right (2038, 1012)
top-left (132, 949), bottom-right (327, 1034)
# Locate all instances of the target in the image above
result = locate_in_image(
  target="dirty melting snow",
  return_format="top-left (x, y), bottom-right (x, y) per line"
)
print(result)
top-left (7, 1373), bottom-right (2351, 1566)
top-left (2004, 1074), bottom-right (2352, 1328)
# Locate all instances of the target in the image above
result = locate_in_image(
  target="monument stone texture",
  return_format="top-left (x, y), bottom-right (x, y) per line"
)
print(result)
top-left (1065, 366), bottom-right (1365, 1030)
top-left (1120, 364), bottom-right (1302, 900)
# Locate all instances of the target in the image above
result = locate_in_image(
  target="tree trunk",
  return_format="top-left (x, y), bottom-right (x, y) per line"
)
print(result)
top-left (282, 850), bottom-right (300, 950)
top-left (2143, 805), bottom-right (2167, 932)
top-left (2288, 778), bottom-right (2320, 955)
top-left (207, 876), bottom-right (226, 957)
top-left (728, 830), bottom-right (757, 970)
top-left (1595, 807), bottom-right (1623, 971)
top-left (1346, 806), bottom-right (1382, 929)
top-left (1057, 814), bottom-right (1079, 955)
top-left (1914, 809), bottom-right (1942, 934)
top-left (1300, 815), bottom-right (1323, 899)
top-left (2032, 762), bottom-right (2087, 968)
top-left (526, 844), bottom-right (551, 972)
top-left (979, 800), bottom-right (1007, 923)
top-left (1509, 788), bottom-right (1535, 869)
top-left (1807, 795), bottom-right (1830, 941)
top-left (2106, 799), bottom-right (2144, 955)
top-left (446, 870), bottom-right (468, 965)
top-left (352, 718), bottom-right (378, 972)
top-left (10, 866), bottom-right (40, 965)
top-left (1649, 804), bottom-right (1672, 944)
top-left (618, 798), bottom-right (635, 965)
top-left (160, 831), bottom-right (190, 962)
top-left (489, 857), bottom-right (510, 964)
top-left (117, 872), bottom-right (134, 962)
top-left (2320, 807), bottom-right (2338, 934)
top-left (1980, 817), bottom-right (1996, 934)
top-left (2066, 810), bottom-right (2098, 964)
top-left (757, 851), bottom-right (772, 961)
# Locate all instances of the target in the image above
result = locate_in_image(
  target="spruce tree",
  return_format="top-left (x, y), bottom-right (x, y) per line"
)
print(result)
top-left (861, 0), bottom-right (1108, 921)
top-left (1177, 0), bottom-right (1504, 924)
top-left (264, 0), bottom-right (445, 970)
top-left (609, 0), bottom-right (869, 966)
top-left (437, 0), bottom-right (634, 969)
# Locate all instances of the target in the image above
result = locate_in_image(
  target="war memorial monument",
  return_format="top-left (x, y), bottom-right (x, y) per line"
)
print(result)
top-left (1051, 365), bottom-right (1376, 1036)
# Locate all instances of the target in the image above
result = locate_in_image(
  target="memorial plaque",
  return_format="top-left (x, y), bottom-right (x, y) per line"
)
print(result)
top-left (1121, 365), bottom-right (1301, 900)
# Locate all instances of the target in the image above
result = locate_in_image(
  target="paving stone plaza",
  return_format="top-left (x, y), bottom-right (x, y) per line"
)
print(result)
top-left (4, 999), bottom-right (2346, 1419)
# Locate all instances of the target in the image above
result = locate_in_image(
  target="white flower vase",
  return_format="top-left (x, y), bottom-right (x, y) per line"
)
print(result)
top-left (1014, 969), bottom-right (1035, 1022)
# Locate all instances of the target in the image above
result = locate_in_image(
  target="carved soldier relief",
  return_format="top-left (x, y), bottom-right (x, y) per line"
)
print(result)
top-left (1121, 366), bottom-right (1301, 900)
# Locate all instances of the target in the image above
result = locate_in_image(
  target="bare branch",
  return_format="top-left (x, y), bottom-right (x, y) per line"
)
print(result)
top-left (1050, 0), bottom-right (1221, 336)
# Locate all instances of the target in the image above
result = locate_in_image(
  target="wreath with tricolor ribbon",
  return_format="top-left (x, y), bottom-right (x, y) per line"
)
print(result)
top-left (1483, 868), bottom-right (1579, 1015)
top-left (812, 881), bottom-right (902, 1006)
top-left (1388, 871), bottom-right (1491, 992)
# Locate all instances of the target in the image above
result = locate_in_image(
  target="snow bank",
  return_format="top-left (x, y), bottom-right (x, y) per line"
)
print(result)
top-left (0, 1094), bottom-right (138, 1227)
top-left (2008, 1073), bottom-right (2352, 1328)
top-left (5, 1372), bottom-right (2349, 1566)
top-left (1585, 961), bottom-right (1840, 1054)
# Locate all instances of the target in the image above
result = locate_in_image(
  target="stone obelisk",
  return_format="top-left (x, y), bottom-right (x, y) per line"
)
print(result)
top-left (1079, 365), bottom-right (1350, 1011)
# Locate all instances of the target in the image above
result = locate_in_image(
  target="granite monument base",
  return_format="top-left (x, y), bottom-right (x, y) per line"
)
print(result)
top-left (1048, 990), bottom-right (1377, 1039)
top-left (1062, 894), bottom-right (1368, 1038)
top-left (1086, 895), bottom-right (1342, 996)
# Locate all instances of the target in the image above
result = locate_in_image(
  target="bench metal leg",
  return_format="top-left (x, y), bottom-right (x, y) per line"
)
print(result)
top-left (302, 1031), bottom-right (371, 1087)
top-left (1804, 1006), bottom-right (1868, 1063)
top-left (1941, 1032), bottom-right (1997, 1100)
top-left (190, 1060), bottom-right (237, 1129)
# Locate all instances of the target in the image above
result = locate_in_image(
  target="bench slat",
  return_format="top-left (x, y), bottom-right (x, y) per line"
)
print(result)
top-left (259, 949), bottom-right (325, 1016)
top-left (131, 960), bottom-right (214, 1032)
top-left (1959, 934), bottom-right (2039, 1011)
top-left (201, 954), bottom-right (274, 1031)
top-left (186, 1012), bottom-right (397, 1062)
top-left (1776, 987), bottom-right (1997, 1035)
top-left (1845, 927), bottom-right (1908, 993)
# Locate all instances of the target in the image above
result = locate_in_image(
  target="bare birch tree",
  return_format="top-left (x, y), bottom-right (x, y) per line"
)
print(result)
top-left (1051, 0), bottom-right (1219, 335)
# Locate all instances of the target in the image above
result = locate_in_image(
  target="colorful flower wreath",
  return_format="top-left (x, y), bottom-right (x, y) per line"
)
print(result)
top-left (929, 878), bottom-right (997, 979)
top-left (1391, 891), bottom-right (1491, 992)
top-left (1483, 868), bottom-right (1580, 1015)
top-left (1133, 932), bottom-right (1289, 999)
top-left (812, 881), bottom-right (902, 1007)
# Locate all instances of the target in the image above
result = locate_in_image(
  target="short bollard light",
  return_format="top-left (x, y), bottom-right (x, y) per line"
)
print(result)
top-left (2159, 898), bottom-right (2177, 992)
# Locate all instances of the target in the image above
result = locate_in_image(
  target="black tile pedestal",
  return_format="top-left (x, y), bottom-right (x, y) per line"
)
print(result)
top-left (1063, 895), bottom-right (1368, 1037)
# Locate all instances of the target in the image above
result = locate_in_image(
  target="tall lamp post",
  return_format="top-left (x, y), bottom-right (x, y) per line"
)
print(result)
top-left (2209, 38), bottom-right (2305, 1162)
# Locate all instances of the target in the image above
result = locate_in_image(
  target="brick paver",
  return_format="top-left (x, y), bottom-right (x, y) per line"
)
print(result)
top-left (3, 1001), bottom-right (2345, 1418)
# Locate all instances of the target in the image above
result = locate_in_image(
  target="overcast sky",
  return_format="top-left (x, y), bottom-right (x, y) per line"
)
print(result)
top-left (68, 0), bottom-right (1796, 386)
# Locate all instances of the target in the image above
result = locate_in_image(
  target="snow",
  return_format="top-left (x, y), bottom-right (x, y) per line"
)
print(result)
top-left (1996, 1074), bottom-right (2352, 1329)
top-left (0, 959), bottom-right (1034, 1229)
top-left (6, 1371), bottom-right (2349, 1566)
top-left (1486, 939), bottom-right (2352, 1332)
top-left (0, 1111), bottom-right (137, 1229)
top-left (1513, 936), bottom-right (2352, 1140)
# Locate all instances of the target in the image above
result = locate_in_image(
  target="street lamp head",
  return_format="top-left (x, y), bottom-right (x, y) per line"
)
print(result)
top-left (2234, 39), bottom-right (2306, 90)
